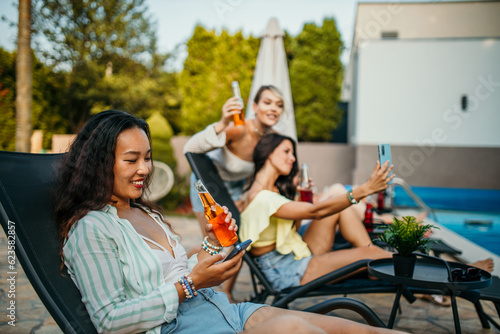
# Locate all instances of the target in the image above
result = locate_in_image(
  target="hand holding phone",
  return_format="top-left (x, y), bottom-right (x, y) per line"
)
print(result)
top-left (378, 143), bottom-right (393, 183)
top-left (222, 239), bottom-right (252, 262)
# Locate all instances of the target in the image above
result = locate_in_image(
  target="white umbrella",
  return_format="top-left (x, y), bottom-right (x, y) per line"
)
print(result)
top-left (246, 18), bottom-right (297, 141)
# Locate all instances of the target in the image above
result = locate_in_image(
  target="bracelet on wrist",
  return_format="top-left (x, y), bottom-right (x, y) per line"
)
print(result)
top-left (202, 236), bottom-right (223, 255)
top-left (347, 190), bottom-right (358, 204)
top-left (178, 275), bottom-right (197, 299)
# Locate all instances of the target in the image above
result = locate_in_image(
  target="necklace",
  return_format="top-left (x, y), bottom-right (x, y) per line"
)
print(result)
top-left (253, 124), bottom-right (271, 137)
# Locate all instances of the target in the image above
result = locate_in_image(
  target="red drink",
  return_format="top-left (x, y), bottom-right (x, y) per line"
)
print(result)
top-left (299, 189), bottom-right (313, 203)
top-left (364, 202), bottom-right (374, 233)
top-left (195, 180), bottom-right (238, 247)
top-left (377, 191), bottom-right (385, 214)
top-left (298, 163), bottom-right (313, 202)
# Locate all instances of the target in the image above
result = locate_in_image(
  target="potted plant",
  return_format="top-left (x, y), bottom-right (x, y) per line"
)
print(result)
top-left (378, 216), bottom-right (436, 277)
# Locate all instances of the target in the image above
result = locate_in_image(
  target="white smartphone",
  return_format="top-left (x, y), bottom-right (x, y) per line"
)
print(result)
top-left (378, 144), bottom-right (393, 183)
top-left (222, 239), bottom-right (252, 262)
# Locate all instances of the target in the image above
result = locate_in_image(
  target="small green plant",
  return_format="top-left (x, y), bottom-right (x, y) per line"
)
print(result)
top-left (378, 216), bottom-right (436, 257)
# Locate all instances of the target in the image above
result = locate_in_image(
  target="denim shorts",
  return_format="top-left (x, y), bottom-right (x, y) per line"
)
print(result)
top-left (189, 173), bottom-right (246, 213)
top-left (255, 250), bottom-right (312, 291)
top-left (161, 288), bottom-right (265, 333)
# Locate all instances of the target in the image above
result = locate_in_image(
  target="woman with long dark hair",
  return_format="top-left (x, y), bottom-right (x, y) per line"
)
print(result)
top-left (54, 110), bottom-right (402, 334)
top-left (239, 133), bottom-right (394, 291)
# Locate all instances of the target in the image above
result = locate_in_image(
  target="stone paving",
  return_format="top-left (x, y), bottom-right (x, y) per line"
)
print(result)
top-left (0, 214), bottom-right (499, 333)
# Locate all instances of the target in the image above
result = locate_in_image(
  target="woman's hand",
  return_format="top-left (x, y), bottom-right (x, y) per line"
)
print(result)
top-left (204, 206), bottom-right (238, 246)
top-left (189, 248), bottom-right (244, 289)
top-left (219, 97), bottom-right (243, 128)
top-left (363, 160), bottom-right (395, 195)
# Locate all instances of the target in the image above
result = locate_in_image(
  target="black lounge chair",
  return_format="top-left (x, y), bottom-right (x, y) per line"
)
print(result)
top-left (185, 151), bottom-right (500, 330)
top-left (0, 151), bottom-right (97, 334)
top-left (185, 152), bottom-right (395, 325)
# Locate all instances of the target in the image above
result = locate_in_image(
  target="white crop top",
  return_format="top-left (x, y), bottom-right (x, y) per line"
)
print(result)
top-left (138, 216), bottom-right (190, 284)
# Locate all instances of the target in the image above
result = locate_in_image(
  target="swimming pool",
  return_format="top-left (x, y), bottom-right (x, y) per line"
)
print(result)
top-left (392, 186), bottom-right (500, 256)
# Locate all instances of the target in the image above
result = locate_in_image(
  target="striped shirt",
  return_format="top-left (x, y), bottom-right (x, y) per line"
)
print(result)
top-left (63, 204), bottom-right (197, 334)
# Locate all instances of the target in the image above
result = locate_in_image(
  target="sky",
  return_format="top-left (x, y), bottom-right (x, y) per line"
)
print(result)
top-left (0, 0), bottom-right (422, 68)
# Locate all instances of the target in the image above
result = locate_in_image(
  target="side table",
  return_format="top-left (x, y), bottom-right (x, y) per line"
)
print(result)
top-left (368, 256), bottom-right (491, 334)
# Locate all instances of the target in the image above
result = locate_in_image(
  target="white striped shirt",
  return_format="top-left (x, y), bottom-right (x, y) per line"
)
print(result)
top-left (63, 204), bottom-right (197, 334)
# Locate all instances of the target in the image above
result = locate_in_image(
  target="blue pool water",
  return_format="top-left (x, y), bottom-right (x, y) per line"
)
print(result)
top-left (392, 186), bottom-right (500, 256)
top-left (432, 210), bottom-right (500, 256)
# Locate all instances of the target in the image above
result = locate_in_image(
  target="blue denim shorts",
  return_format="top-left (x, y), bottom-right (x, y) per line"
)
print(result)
top-left (161, 288), bottom-right (265, 333)
top-left (255, 250), bottom-right (312, 291)
top-left (189, 173), bottom-right (246, 213)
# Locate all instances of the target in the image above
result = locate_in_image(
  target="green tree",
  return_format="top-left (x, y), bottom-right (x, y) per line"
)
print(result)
top-left (0, 48), bottom-right (16, 151)
top-left (0, 47), bottom-right (69, 151)
top-left (179, 25), bottom-right (259, 135)
top-left (146, 111), bottom-right (175, 168)
top-left (289, 18), bottom-right (344, 142)
top-left (31, 56), bottom-right (69, 149)
top-left (32, 0), bottom-right (159, 131)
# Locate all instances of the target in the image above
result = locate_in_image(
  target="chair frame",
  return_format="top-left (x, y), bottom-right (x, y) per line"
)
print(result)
top-left (186, 152), bottom-right (394, 326)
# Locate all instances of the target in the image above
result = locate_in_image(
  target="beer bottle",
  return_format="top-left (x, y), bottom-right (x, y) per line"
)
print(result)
top-left (231, 81), bottom-right (245, 126)
top-left (298, 163), bottom-right (313, 203)
top-left (364, 202), bottom-right (374, 233)
top-left (194, 179), bottom-right (238, 247)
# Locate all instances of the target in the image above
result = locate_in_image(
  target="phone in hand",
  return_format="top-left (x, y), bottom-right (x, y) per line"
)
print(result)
top-left (222, 239), bottom-right (252, 262)
top-left (378, 143), bottom-right (393, 183)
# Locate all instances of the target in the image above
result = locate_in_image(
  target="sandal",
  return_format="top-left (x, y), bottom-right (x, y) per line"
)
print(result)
top-left (417, 294), bottom-right (451, 307)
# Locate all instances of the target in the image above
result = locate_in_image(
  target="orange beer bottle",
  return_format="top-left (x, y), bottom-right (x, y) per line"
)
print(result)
top-left (194, 179), bottom-right (238, 247)
top-left (231, 81), bottom-right (245, 126)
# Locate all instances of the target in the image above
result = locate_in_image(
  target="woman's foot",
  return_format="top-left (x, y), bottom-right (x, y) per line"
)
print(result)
top-left (470, 258), bottom-right (494, 273)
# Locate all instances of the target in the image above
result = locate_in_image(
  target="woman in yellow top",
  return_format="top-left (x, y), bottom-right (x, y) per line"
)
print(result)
top-left (239, 133), bottom-right (394, 290)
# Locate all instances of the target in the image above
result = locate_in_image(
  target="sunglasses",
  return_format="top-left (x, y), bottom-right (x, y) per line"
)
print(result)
top-left (451, 267), bottom-right (482, 282)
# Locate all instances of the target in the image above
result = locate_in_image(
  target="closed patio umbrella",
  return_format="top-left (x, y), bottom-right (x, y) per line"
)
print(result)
top-left (246, 18), bottom-right (297, 141)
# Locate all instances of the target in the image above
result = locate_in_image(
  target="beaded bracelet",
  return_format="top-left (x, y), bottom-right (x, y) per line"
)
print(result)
top-left (347, 190), bottom-right (358, 204)
top-left (178, 275), bottom-right (197, 299)
top-left (202, 236), bottom-right (223, 255)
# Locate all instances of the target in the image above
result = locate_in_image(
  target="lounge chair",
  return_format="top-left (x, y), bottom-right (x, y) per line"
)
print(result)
top-left (0, 151), bottom-right (96, 334)
top-left (185, 151), bottom-right (500, 330)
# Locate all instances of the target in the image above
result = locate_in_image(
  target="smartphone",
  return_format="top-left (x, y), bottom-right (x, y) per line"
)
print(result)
top-left (378, 144), bottom-right (393, 183)
top-left (222, 239), bottom-right (252, 262)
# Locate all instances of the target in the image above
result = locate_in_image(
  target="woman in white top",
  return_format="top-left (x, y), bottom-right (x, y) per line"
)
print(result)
top-left (184, 85), bottom-right (285, 234)
top-left (54, 110), bottom-right (403, 334)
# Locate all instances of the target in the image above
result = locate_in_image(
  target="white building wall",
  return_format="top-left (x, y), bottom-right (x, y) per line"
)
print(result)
top-left (342, 1), bottom-right (500, 102)
top-left (354, 38), bottom-right (500, 148)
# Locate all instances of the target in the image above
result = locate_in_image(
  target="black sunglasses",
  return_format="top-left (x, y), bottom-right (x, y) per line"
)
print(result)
top-left (451, 267), bottom-right (482, 282)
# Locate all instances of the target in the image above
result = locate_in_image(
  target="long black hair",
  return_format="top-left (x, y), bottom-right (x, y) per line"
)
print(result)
top-left (246, 133), bottom-right (299, 200)
top-left (53, 110), bottom-right (167, 247)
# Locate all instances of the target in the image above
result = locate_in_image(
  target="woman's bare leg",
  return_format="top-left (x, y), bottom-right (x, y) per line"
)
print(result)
top-left (336, 206), bottom-right (372, 247)
top-left (244, 306), bottom-right (405, 334)
top-left (300, 246), bottom-right (391, 285)
top-left (302, 213), bottom-right (341, 255)
top-left (303, 204), bottom-right (372, 254)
